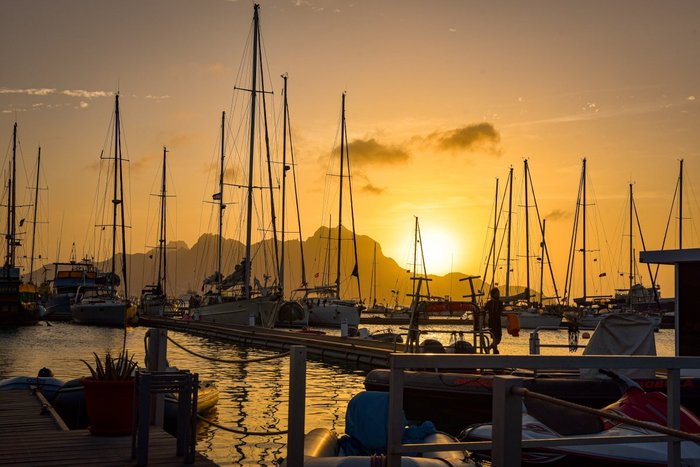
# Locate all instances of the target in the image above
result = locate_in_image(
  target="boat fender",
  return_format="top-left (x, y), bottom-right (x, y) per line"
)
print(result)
top-left (506, 314), bottom-right (520, 337)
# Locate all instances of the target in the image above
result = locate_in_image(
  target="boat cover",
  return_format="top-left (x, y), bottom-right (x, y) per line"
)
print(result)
top-left (341, 391), bottom-right (437, 456)
top-left (580, 313), bottom-right (657, 379)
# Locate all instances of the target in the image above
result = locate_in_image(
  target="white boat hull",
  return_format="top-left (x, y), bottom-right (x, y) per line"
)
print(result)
top-left (194, 296), bottom-right (281, 328)
top-left (306, 301), bottom-right (361, 328)
top-left (71, 300), bottom-right (133, 327)
top-left (501, 312), bottom-right (562, 329)
top-left (466, 413), bottom-right (700, 465)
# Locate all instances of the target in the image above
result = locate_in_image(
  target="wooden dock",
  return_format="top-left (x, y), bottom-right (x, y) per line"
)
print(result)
top-left (0, 389), bottom-right (218, 466)
top-left (140, 316), bottom-right (400, 368)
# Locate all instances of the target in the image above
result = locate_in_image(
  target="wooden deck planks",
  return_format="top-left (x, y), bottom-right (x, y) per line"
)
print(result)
top-left (0, 389), bottom-right (218, 466)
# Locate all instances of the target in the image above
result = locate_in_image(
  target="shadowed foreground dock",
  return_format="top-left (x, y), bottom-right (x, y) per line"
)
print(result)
top-left (0, 389), bottom-right (218, 466)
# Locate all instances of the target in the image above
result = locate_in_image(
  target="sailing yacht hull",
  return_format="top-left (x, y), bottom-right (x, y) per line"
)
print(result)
top-left (306, 300), bottom-right (361, 328)
top-left (195, 296), bottom-right (281, 328)
top-left (71, 300), bottom-right (134, 327)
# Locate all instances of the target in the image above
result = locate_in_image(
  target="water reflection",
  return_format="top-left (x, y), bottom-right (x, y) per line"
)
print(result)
top-left (0, 321), bottom-right (675, 465)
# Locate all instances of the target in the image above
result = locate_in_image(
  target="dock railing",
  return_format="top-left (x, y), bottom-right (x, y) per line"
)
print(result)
top-left (385, 353), bottom-right (700, 467)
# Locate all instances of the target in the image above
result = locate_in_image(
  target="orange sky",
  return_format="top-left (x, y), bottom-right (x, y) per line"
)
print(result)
top-left (1, 0), bottom-right (699, 301)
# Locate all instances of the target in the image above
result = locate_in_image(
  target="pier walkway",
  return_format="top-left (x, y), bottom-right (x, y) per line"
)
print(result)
top-left (139, 316), bottom-right (401, 368)
top-left (0, 389), bottom-right (217, 466)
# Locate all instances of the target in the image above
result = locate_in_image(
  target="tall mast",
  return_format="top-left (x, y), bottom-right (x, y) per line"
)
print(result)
top-left (285, 77), bottom-right (307, 288)
top-left (628, 182), bottom-right (634, 289)
top-left (111, 95), bottom-right (119, 294)
top-left (244, 3), bottom-right (260, 299)
top-left (489, 177), bottom-right (498, 292)
top-left (29, 146), bottom-right (41, 283)
top-left (524, 159), bottom-right (531, 302)
top-left (582, 157), bottom-right (587, 302)
top-left (6, 123), bottom-right (17, 268)
top-left (116, 94), bottom-right (128, 301)
top-left (280, 74), bottom-right (288, 295)
top-left (679, 158), bottom-right (684, 250)
top-left (412, 216), bottom-right (418, 299)
top-left (539, 219), bottom-right (546, 305)
top-left (370, 242), bottom-right (377, 307)
top-left (335, 93), bottom-right (346, 298)
top-left (159, 146), bottom-right (168, 295)
top-left (218, 111), bottom-right (225, 294)
top-left (505, 166), bottom-right (513, 298)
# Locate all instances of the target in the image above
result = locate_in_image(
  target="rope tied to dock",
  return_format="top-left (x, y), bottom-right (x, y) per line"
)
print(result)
top-left (513, 386), bottom-right (700, 444)
top-left (166, 335), bottom-right (290, 364)
top-left (197, 414), bottom-right (289, 436)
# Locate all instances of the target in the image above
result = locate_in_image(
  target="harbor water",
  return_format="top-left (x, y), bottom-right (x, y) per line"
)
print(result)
top-left (0, 321), bottom-right (676, 465)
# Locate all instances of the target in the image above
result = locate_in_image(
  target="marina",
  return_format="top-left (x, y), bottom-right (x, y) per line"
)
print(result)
top-left (1, 1), bottom-right (700, 466)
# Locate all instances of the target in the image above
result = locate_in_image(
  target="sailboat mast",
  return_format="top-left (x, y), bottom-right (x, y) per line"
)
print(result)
top-left (629, 183), bottom-right (634, 290)
top-left (280, 74), bottom-right (288, 295)
top-left (505, 166), bottom-right (513, 298)
top-left (539, 219), bottom-right (546, 305)
top-left (490, 177), bottom-right (498, 292)
top-left (371, 242), bottom-right (377, 307)
top-left (679, 158), bottom-right (684, 250)
top-left (412, 216), bottom-right (418, 299)
top-left (582, 157), bottom-right (587, 302)
top-left (524, 159), bottom-right (531, 302)
top-left (111, 95), bottom-right (120, 293)
top-left (335, 93), bottom-right (346, 297)
top-left (218, 111), bottom-right (225, 294)
top-left (117, 95), bottom-right (129, 301)
top-left (7, 123), bottom-right (17, 269)
top-left (159, 146), bottom-right (168, 295)
top-left (244, 4), bottom-right (260, 299)
top-left (29, 146), bottom-right (41, 283)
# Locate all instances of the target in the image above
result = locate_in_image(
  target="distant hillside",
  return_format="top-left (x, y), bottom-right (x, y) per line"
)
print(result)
top-left (33, 226), bottom-right (489, 306)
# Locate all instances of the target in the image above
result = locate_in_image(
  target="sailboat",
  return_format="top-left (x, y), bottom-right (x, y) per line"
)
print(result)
top-left (480, 161), bottom-right (562, 329)
top-left (71, 93), bottom-right (135, 327)
top-left (194, 5), bottom-right (300, 328)
top-left (0, 122), bottom-right (40, 326)
top-left (293, 93), bottom-right (364, 329)
top-left (138, 146), bottom-right (174, 317)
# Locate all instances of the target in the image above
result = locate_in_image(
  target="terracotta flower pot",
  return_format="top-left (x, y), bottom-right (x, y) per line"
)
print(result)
top-left (81, 377), bottom-right (135, 436)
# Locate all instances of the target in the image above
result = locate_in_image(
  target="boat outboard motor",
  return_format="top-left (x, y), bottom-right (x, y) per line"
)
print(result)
top-left (421, 339), bottom-right (445, 353)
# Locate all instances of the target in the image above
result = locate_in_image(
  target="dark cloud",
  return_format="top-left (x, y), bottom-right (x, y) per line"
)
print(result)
top-left (429, 123), bottom-right (501, 154)
top-left (361, 183), bottom-right (385, 195)
top-left (335, 138), bottom-right (410, 167)
top-left (544, 209), bottom-right (570, 221)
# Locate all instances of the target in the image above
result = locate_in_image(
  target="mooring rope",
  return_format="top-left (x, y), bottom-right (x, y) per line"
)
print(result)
top-left (166, 335), bottom-right (290, 364)
top-left (197, 414), bottom-right (289, 436)
top-left (513, 386), bottom-right (700, 444)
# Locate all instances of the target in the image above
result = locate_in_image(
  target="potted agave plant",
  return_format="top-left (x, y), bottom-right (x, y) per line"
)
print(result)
top-left (81, 349), bottom-right (138, 436)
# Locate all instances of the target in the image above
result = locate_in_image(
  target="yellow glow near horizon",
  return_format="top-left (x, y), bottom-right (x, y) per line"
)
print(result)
top-left (419, 227), bottom-right (461, 276)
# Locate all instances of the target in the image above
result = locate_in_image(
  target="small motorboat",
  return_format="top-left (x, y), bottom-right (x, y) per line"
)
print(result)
top-left (461, 371), bottom-right (700, 465)
top-left (0, 370), bottom-right (64, 401)
top-left (281, 391), bottom-right (478, 466)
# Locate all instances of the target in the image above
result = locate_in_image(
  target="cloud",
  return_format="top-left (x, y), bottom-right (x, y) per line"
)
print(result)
top-left (543, 209), bottom-right (570, 221)
top-left (145, 94), bottom-right (170, 102)
top-left (361, 183), bottom-right (385, 195)
top-left (336, 138), bottom-right (410, 167)
top-left (62, 89), bottom-right (109, 99)
top-left (689, 96), bottom-right (696, 101)
top-left (428, 123), bottom-right (501, 154)
top-left (0, 87), bottom-right (56, 96)
top-left (79, 101), bottom-right (89, 109)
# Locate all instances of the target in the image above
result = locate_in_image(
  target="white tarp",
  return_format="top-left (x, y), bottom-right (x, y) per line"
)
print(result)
top-left (580, 313), bottom-right (657, 379)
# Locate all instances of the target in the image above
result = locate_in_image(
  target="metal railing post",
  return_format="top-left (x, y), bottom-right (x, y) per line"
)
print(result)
top-left (529, 329), bottom-right (540, 355)
top-left (146, 328), bottom-right (168, 426)
top-left (492, 375), bottom-right (523, 467)
top-left (387, 355), bottom-right (405, 467)
top-left (667, 367), bottom-right (681, 467)
top-left (286, 345), bottom-right (306, 467)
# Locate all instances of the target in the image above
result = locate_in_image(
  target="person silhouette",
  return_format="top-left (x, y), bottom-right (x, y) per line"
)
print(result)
top-left (484, 287), bottom-right (504, 354)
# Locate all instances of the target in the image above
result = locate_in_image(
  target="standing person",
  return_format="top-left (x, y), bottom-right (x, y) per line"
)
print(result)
top-left (484, 287), bottom-right (504, 354)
